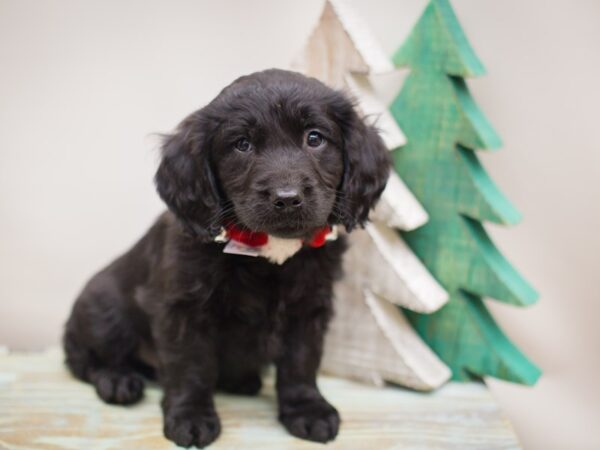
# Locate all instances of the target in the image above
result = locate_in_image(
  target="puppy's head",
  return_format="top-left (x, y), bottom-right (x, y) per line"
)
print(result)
top-left (155, 69), bottom-right (390, 241)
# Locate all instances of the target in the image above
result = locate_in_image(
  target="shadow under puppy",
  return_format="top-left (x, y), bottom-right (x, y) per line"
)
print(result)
top-left (63, 69), bottom-right (390, 448)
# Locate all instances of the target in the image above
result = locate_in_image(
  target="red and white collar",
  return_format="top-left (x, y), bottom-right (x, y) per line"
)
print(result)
top-left (216, 224), bottom-right (338, 265)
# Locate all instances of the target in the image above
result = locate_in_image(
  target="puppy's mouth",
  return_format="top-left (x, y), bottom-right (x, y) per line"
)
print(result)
top-left (235, 210), bottom-right (326, 240)
top-left (245, 213), bottom-right (324, 239)
top-left (267, 224), bottom-right (320, 239)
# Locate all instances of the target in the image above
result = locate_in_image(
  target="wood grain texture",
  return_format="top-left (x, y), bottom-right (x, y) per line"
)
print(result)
top-left (0, 348), bottom-right (521, 449)
top-left (291, 0), bottom-right (393, 86)
top-left (393, 0), bottom-right (484, 77)
top-left (344, 73), bottom-right (406, 150)
top-left (293, 0), bottom-right (450, 391)
top-left (322, 223), bottom-right (449, 389)
top-left (372, 172), bottom-right (428, 231)
top-left (390, 0), bottom-right (540, 384)
top-left (323, 286), bottom-right (451, 390)
top-left (359, 222), bottom-right (448, 313)
top-left (322, 224), bottom-right (449, 390)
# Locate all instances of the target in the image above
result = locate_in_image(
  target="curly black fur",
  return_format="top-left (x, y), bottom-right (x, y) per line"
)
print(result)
top-left (63, 69), bottom-right (390, 448)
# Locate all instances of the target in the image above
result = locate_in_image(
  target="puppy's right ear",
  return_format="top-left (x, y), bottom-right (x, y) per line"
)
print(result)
top-left (155, 114), bottom-right (221, 241)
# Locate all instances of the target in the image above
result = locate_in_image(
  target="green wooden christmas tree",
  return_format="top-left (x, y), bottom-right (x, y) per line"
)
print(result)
top-left (390, 0), bottom-right (541, 383)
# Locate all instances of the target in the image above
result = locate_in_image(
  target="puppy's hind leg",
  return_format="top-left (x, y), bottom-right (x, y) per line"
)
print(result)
top-left (64, 274), bottom-right (145, 406)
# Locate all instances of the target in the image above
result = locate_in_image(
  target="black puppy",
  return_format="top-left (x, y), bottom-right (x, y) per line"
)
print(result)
top-left (64, 69), bottom-right (390, 448)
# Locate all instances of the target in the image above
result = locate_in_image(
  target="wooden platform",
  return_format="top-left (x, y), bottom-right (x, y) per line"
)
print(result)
top-left (0, 348), bottom-right (521, 449)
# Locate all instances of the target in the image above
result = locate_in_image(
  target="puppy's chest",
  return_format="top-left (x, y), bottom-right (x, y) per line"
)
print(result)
top-left (212, 267), bottom-right (289, 360)
top-left (214, 265), bottom-right (286, 326)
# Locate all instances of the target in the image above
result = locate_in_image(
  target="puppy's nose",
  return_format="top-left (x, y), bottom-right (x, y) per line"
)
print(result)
top-left (273, 188), bottom-right (303, 210)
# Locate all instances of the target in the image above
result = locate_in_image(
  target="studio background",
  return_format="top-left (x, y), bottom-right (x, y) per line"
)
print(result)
top-left (1, 1), bottom-right (598, 448)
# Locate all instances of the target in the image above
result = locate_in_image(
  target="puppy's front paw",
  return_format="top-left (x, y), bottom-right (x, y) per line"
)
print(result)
top-left (279, 398), bottom-right (340, 443)
top-left (92, 370), bottom-right (145, 405)
top-left (164, 409), bottom-right (221, 448)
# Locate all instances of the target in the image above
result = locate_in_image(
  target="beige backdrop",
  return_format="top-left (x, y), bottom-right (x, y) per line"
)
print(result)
top-left (1, 1), bottom-right (599, 448)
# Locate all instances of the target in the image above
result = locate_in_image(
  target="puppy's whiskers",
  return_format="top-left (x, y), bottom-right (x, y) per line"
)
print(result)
top-left (208, 203), bottom-right (237, 230)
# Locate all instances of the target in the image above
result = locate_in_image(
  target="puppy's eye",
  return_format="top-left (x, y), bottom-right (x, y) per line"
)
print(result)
top-left (234, 138), bottom-right (252, 153)
top-left (306, 131), bottom-right (324, 148)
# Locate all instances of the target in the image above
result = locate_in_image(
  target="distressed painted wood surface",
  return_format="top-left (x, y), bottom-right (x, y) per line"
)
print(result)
top-left (351, 223), bottom-right (448, 314)
top-left (292, 0), bottom-right (451, 391)
top-left (372, 172), bottom-right (428, 231)
top-left (291, 0), bottom-right (393, 84)
top-left (325, 218), bottom-right (451, 392)
top-left (390, 0), bottom-right (540, 383)
top-left (0, 348), bottom-right (521, 449)
top-left (323, 224), bottom-right (449, 390)
top-left (323, 285), bottom-right (450, 390)
top-left (322, 223), bottom-right (450, 390)
top-left (344, 73), bottom-right (406, 150)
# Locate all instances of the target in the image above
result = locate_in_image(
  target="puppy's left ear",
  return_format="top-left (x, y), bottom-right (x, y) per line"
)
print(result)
top-left (155, 113), bottom-right (222, 241)
top-left (335, 103), bottom-right (391, 231)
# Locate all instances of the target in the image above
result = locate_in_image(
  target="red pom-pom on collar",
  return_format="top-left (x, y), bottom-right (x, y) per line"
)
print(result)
top-left (225, 225), bottom-right (269, 247)
top-left (307, 225), bottom-right (331, 248)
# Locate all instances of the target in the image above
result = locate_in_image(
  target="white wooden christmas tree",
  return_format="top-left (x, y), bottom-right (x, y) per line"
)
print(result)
top-left (292, 0), bottom-right (451, 390)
